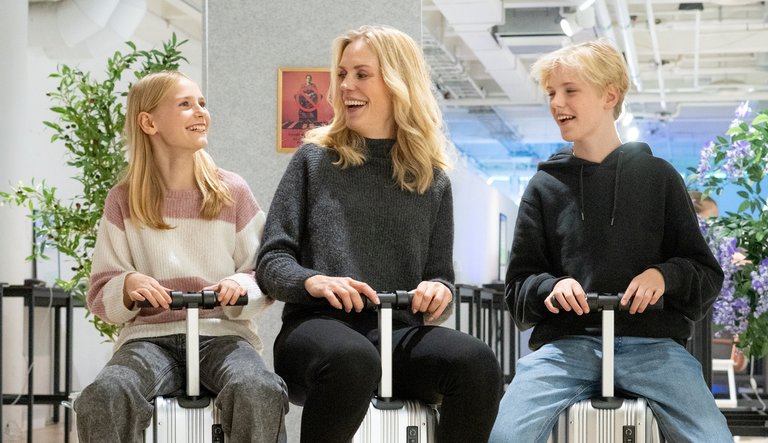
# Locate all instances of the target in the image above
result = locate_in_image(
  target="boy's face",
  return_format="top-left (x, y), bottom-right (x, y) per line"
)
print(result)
top-left (545, 66), bottom-right (616, 144)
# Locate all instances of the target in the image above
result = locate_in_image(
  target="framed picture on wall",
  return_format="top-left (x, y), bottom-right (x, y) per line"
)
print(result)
top-left (276, 68), bottom-right (334, 153)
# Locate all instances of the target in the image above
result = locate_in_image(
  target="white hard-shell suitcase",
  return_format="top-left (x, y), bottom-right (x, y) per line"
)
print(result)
top-left (142, 290), bottom-right (244, 443)
top-left (351, 290), bottom-right (438, 443)
top-left (548, 293), bottom-right (666, 443)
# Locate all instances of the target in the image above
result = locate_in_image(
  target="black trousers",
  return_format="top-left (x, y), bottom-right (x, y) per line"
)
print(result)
top-left (274, 310), bottom-right (503, 443)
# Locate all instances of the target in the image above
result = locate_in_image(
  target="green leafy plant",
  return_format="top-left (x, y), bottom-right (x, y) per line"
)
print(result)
top-left (689, 101), bottom-right (768, 358)
top-left (0, 35), bottom-right (188, 341)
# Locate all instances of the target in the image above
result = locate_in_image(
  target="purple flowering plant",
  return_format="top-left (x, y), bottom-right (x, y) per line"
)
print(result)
top-left (689, 101), bottom-right (768, 357)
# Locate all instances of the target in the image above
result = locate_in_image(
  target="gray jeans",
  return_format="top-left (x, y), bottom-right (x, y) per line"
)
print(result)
top-left (74, 334), bottom-right (288, 443)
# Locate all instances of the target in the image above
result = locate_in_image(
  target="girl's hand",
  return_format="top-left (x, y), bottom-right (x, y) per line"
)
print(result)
top-left (411, 281), bottom-right (452, 322)
top-left (124, 273), bottom-right (172, 309)
top-left (304, 275), bottom-right (379, 312)
top-left (203, 279), bottom-right (247, 306)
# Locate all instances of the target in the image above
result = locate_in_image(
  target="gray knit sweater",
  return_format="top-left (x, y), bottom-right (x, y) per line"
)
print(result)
top-left (255, 138), bottom-right (455, 325)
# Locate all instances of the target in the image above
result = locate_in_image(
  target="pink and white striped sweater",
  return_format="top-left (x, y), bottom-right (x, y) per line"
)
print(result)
top-left (87, 169), bottom-right (269, 352)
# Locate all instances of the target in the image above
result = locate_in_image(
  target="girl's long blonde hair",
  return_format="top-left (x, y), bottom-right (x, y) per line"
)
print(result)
top-left (122, 71), bottom-right (233, 229)
top-left (303, 25), bottom-right (449, 193)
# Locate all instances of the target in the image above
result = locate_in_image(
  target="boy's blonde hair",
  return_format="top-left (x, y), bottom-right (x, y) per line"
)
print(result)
top-left (123, 71), bottom-right (233, 230)
top-left (303, 25), bottom-right (449, 194)
top-left (531, 40), bottom-right (630, 120)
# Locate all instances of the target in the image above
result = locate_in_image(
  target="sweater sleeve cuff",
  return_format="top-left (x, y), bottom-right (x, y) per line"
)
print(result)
top-left (104, 272), bottom-right (140, 325)
top-left (648, 264), bottom-right (677, 293)
top-left (222, 276), bottom-right (271, 320)
top-left (424, 279), bottom-right (455, 325)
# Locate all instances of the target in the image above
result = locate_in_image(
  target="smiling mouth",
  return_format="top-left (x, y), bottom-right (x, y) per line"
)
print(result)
top-left (557, 115), bottom-right (575, 123)
top-left (187, 124), bottom-right (207, 132)
top-left (344, 100), bottom-right (367, 109)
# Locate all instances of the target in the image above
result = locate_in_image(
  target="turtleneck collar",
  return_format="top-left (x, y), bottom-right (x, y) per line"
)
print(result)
top-left (364, 138), bottom-right (395, 159)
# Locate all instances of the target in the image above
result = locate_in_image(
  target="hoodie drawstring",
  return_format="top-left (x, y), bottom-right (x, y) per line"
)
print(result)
top-left (579, 164), bottom-right (585, 221)
top-left (610, 151), bottom-right (623, 226)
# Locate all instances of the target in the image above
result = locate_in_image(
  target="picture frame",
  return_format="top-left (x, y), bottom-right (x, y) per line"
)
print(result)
top-left (277, 68), bottom-right (334, 153)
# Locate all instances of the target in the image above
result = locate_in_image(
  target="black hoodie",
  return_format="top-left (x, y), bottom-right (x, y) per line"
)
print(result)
top-left (506, 142), bottom-right (724, 350)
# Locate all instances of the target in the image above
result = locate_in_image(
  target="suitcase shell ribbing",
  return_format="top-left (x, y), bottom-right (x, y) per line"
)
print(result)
top-left (547, 293), bottom-right (666, 443)
top-left (549, 397), bottom-right (664, 443)
top-left (351, 399), bottom-right (437, 443)
top-left (351, 291), bottom-right (438, 443)
top-left (141, 291), bottom-right (245, 443)
top-left (145, 396), bottom-right (225, 443)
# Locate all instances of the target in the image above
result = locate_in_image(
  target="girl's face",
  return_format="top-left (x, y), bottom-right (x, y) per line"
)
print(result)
top-left (336, 39), bottom-right (396, 139)
top-left (141, 77), bottom-right (210, 155)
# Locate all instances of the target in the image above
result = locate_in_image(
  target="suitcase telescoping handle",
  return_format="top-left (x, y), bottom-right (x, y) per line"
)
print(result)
top-left (552, 292), bottom-right (663, 400)
top-left (550, 292), bottom-right (664, 313)
top-left (363, 290), bottom-right (414, 410)
top-left (137, 290), bottom-right (248, 398)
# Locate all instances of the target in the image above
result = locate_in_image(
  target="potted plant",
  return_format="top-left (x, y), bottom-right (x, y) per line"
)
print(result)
top-left (689, 101), bottom-right (768, 358)
top-left (0, 35), bottom-right (188, 341)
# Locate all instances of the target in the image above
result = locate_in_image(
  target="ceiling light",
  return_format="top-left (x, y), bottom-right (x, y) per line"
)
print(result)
top-left (559, 17), bottom-right (575, 37)
top-left (559, 5), bottom-right (595, 38)
top-left (578, 0), bottom-right (596, 12)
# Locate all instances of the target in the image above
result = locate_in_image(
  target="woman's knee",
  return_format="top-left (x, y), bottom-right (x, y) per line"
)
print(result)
top-left (451, 338), bottom-right (502, 380)
top-left (321, 340), bottom-right (381, 386)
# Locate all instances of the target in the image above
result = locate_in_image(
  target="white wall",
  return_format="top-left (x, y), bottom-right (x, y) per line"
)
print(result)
top-left (450, 159), bottom-right (518, 286)
top-left (0, 2), bottom-right (202, 435)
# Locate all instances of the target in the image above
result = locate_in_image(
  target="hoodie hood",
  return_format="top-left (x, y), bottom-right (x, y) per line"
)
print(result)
top-left (538, 142), bottom-right (653, 171)
top-left (538, 142), bottom-right (653, 225)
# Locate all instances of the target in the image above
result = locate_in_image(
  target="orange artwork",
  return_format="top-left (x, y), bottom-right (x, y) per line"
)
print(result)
top-left (277, 68), bottom-right (334, 152)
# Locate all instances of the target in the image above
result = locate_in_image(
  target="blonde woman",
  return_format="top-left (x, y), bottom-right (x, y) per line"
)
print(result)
top-left (74, 71), bottom-right (287, 443)
top-left (256, 25), bottom-right (502, 443)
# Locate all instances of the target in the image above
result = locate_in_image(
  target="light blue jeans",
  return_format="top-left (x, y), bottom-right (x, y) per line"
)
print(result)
top-left (489, 336), bottom-right (732, 443)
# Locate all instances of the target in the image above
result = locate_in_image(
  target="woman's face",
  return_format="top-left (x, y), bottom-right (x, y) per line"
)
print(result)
top-left (336, 39), bottom-right (395, 139)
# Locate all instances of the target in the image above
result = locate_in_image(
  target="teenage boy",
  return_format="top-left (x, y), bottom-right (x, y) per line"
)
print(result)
top-left (488, 40), bottom-right (732, 443)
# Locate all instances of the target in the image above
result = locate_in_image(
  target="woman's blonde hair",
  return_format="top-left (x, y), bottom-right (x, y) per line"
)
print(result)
top-left (303, 25), bottom-right (449, 193)
top-left (531, 39), bottom-right (630, 120)
top-left (122, 70), bottom-right (233, 230)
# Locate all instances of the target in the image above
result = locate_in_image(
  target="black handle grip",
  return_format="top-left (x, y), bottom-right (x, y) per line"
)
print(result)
top-left (136, 290), bottom-right (248, 309)
top-left (551, 292), bottom-right (663, 311)
top-left (362, 290), bottom-right (413, 311)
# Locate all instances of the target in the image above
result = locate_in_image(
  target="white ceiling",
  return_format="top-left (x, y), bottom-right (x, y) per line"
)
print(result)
top-left (31, 0), bottom-right (766, 199)
top-left (424, 0), bottom-right (768, 195)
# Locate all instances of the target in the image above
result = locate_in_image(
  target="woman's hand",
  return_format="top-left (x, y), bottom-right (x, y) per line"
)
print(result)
top-left (621, 268), bottom-right (665, 314)
top-left (304, 275), bottom-right (379, 312)
top-left (545, 278), bottom-right (589, 315)
top-left (124, 272), bottom-right (172, 309)
top-left (203, 279), bottom-right (247, 306)
top-left (411, 281), bottom-right (452, 322)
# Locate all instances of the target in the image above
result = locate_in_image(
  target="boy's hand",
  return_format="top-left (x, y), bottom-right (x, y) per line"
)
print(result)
top-left (545, 278), bottom-right (589, 315)
top-left (621, 268), bottom-right (665, 314)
